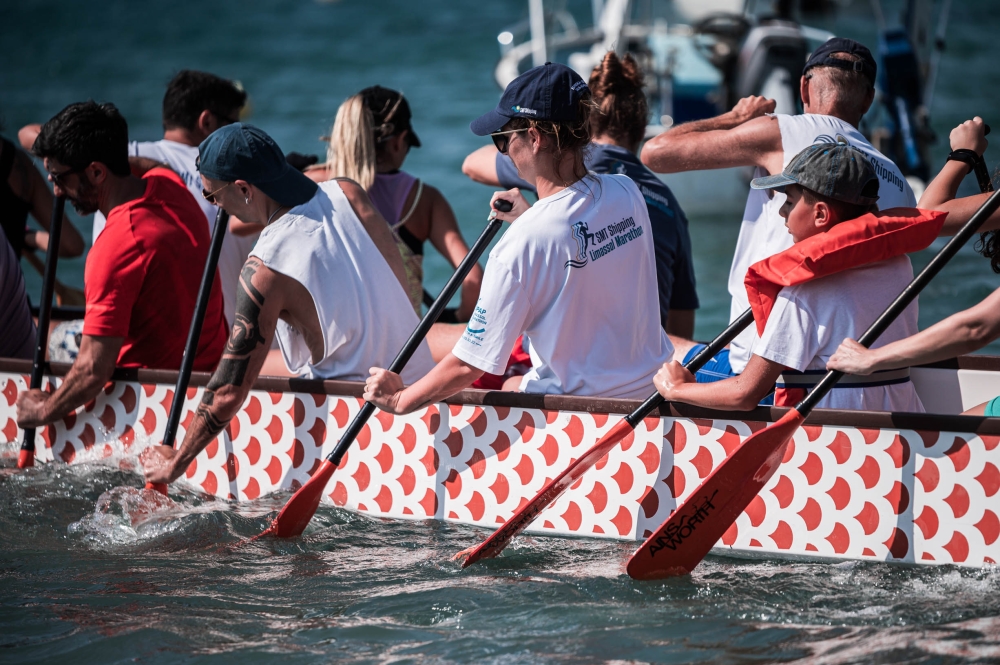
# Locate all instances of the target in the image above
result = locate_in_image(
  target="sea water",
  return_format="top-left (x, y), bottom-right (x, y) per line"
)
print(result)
top-left (2, 0), bottom-right (1000, 661)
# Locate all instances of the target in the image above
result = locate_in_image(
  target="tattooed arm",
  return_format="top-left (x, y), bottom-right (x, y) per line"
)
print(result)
top-left (142, 258), bottom-right (280, 485)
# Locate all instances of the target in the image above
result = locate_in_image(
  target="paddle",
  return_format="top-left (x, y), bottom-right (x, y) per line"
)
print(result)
top-left (258, 198), bottom-right (512, 538)
top-left (627, 186), bottom-right (1000, 580)
top-left (455, 308), bottom-right (755, 567)
top-left (18, 196), bottom-right (65, 468)
top-left (147, 209), bottom-right (230, 494)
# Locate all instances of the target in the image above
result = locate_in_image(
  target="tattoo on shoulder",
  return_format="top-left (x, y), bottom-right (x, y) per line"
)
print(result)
top-left (206, 259), bottom-right (268, 392)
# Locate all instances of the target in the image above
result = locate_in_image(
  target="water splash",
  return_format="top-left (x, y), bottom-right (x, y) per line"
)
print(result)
top-left (68, 485), bottom-right (179, 547)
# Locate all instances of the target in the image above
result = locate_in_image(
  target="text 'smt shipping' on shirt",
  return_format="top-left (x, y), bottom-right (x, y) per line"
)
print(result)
top-left (496, 143), bottom-right (698, 324)
top-left (84, 168), bottom-right (228, 370)
top-left (452, 173), bottom-right (673, 399)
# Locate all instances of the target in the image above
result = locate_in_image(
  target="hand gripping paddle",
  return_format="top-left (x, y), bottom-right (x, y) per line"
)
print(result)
top-left (627, 186), bottom-right (1000, 580)
top-left (18, 196), bottom-right (65, 468)
top-left (257, 198), bottom-right (512, 538)
top-left (455, 308), bottom-right (755, 566)
top-left (147, 209), bottom-right (231, 494)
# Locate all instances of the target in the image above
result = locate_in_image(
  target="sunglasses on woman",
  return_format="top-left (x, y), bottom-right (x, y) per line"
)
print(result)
top-left (491, 129), bottom-right (527, 155)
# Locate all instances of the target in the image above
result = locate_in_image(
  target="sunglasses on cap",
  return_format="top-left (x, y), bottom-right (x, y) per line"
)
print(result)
top-left (491, 128), bottom-right (527, 155)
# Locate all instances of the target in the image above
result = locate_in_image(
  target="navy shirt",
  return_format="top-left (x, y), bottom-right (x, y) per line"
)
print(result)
top-left (496, 143), bottom-right (699, 323)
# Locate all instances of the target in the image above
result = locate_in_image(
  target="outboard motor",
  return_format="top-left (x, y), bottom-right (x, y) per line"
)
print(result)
top-left (733, 19), bottom-right (809, 114)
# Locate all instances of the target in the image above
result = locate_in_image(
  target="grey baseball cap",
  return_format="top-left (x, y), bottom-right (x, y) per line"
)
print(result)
top-left (751, 138), bottom-right (880, 206)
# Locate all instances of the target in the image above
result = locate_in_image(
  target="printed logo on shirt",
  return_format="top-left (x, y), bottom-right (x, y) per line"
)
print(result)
top-left (462, 305), bottom-right (488, 347)
top-left (813, 134), bottom-right (905, 194)
top-left (564, 216), bottom-right (644, 270)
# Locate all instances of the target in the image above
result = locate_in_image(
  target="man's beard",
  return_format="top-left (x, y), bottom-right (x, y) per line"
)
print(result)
top-left (67, 178), bottom-right (99, 216)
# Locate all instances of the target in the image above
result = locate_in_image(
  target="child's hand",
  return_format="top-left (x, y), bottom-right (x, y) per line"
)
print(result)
top-left (950, 117), bottom-right (988, 156)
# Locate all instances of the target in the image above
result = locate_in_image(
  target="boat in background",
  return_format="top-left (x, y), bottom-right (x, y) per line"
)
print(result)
top-left (491, 0), bottom-right (951, 214)
top-left (3, 355), bottom-right (999, 570)
top-left (491, 0), bottom-right (834, 215)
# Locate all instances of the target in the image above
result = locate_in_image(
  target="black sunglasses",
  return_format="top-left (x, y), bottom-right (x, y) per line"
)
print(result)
top-left (49, 164), bottom-right (86, 189)
top-left (491, 129), bottom-right (527, 155)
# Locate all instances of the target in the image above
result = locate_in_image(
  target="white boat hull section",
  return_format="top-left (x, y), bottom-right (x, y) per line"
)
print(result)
top-left (2, 368), bottom-right (998, 569)
top-left (657, 167), bottom-right (751, 216)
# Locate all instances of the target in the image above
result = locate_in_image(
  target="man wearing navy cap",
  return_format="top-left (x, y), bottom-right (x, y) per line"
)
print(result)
top-left (640, 37), bottom-right (916, 388)
top-left (142, 123), bottom-right (436, 486)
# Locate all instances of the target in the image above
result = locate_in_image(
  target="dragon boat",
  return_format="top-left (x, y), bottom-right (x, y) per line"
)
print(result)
top-left (2, 356), bottom-right (999, 569)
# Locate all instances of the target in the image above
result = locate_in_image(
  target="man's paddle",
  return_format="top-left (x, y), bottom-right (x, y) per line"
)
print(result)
top-left (627, 187), bottom-right (1000, 580)
top-left (257, 199), bottom-right (511, 538)
top-left (455, 308), bottom-right (755, 567)
top-left (18, 196), bottom-right (65, 468)
top-left (147, 209), bottom-right (230, 494)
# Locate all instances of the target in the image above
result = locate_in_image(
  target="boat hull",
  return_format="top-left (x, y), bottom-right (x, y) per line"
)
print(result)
top-left (2, 359), bottom-right (999, 569)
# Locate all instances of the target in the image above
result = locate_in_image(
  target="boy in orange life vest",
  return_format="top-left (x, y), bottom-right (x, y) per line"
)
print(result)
top-left (653, 140), bottom-right (925, 413)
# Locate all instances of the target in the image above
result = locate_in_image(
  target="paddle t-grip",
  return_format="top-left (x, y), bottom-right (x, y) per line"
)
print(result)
top-left (494, 199), bottom-right (513, 212)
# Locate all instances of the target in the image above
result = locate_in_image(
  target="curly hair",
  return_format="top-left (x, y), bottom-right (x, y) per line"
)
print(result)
top-left (587, 51), bottom-right (648, 148)
top-left (973, 168), bottom-right (1000, 272)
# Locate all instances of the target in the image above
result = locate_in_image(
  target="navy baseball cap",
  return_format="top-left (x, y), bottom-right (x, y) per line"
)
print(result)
top-left (198, 123), bottom-right (318, 208)
top-left (803, 37), bottom-right (877, 86)
top-left (751, 137), bottom-right (880, 206)
top-left (470, 62), bottom-right (590, 136)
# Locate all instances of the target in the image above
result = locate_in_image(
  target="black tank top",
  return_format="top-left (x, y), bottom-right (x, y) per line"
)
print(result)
top-left (0, 137), bottom-right (32, 257)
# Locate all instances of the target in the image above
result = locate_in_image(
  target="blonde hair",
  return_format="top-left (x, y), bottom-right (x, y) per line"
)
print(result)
top-left (325, 94), bottom-right (377, 191)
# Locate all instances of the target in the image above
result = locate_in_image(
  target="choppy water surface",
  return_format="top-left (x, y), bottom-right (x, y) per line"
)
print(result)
top-left (2, 449), bottom-right (999, 664)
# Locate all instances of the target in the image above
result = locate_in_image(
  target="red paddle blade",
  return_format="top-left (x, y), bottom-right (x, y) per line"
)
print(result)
top-left (259, 459), bottom-right (338, 538)
top-left (17, 448), bottom-right (34, 469)
top-left (456, 418), bottom-right (635, 567)
top-left (146, 482), bottom-right (168, 495)
top-left (627, 409), bottom-right (804, 580)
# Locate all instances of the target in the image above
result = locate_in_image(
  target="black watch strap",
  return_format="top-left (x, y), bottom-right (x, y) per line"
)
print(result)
top-left (947, 148), bottom-right (980, 170)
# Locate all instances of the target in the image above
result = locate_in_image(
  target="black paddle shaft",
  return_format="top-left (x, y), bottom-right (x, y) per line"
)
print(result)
top-left (20, 196), bottom-right (66, 454)
top-left (326, 199), bottom-right (512, 466)
top-left (162, 209), bottom-right (230, 449)
top-left (799, 187), bottom-right (1000, 416)
top-left (625, 308), bottom-right (755, 428)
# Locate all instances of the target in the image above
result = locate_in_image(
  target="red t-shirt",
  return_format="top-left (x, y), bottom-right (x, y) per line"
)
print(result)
top-left (84, 168), bottom-right (228, 370)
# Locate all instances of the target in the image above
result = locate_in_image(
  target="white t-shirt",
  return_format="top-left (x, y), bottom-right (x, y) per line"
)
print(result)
top-left (728, 114), bottom-right (918, 373)
top-left (752, 255), bottom-right (924, 412)
top-left (250, 180), bottom-right (435, 383)
top-left (452, 173), bottom-right (673, 399)
top-left (93, 139), bottom-right (259, 327)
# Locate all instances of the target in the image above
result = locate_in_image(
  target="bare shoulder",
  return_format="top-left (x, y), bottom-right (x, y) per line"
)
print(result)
top-left (330, 177), bottom-right (367, 202)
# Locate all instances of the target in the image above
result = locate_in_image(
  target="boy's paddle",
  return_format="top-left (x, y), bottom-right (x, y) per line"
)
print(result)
top-left (147, 209), bottom-right (230, 494)
top-left (18, 196), bottom-right (65, 468)
top-left (455, 308), bottom-right (755, 567)
top-left (627, 187), bottom-right (1000, 580)
top-left (258, 199), bottom-right (511, 538)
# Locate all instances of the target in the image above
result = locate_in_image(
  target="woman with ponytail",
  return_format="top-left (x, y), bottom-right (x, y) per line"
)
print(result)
top-left (462, 52), bottom-right (698, 338)
top-left (364, 63), bottom-right (673, 412)
top-left (308, 87), bottom-right (483, 321)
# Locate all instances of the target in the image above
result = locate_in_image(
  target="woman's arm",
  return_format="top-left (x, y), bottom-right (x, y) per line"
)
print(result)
top-left (421, 185), bottom-right (484, 320)
top-left (919, 117), bottom-right (988, 209)
top-left (654, 354), bottom-right (784, 411)
top-left (828, 286), bottom-right (1000, 375)
top-left (462, 145), bottom-right (501, 186)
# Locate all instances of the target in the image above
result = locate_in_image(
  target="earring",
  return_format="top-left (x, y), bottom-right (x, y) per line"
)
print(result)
top-left (245, 197), bottom-right (250, 205)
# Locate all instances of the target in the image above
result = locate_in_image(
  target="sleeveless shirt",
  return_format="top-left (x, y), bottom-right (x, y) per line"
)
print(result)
top-left (249, 180), bottom-right (436, 383)
top-left (369, 170), bottom-right (424, 313)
